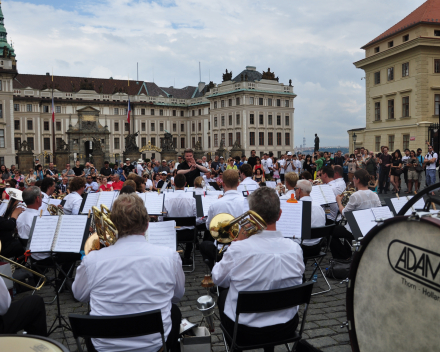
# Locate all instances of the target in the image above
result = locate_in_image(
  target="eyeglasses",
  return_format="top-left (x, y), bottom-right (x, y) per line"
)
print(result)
top-left (294, 187), bottom-right (299, 191)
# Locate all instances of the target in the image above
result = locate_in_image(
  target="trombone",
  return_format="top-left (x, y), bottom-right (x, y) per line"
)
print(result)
top-left (0, 241), bottom-right (47, 291)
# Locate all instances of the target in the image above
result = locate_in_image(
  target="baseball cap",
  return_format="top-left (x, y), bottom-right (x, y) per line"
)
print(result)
top-left (219, 156), bottom-right (224, 159)
top-left (126, 158), bottom-right (130, 161)
top-left (287, 152), bottom-right (292, 156)
top-left (162, 160), bottom-right (166, 162)
top-left (161, 171), bottom-right (167, 175)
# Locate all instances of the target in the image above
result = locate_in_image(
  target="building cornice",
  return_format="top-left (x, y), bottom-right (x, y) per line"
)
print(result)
top-left (206, 88), bottom-right (296, 99)
top-left (354, 37), bottom-right (440, 69)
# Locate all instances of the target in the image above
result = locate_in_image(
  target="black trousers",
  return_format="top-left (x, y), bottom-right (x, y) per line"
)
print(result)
top-left (199, 241), bottom-right (224, 271)
top-left (1, 239), bottom-right (25, 260)
top-left (218, 289), bottom-right (299, 352)
top-left (34, 252), bottom-right (81, 283)
top-left (177, 230), bottom-right (194, 259)
top-left (0, 295), bottom-right (47, 336)
top-left (329, 225), bottom-right (354, 259)
top-left (379, 167), bottom-right (390, 191)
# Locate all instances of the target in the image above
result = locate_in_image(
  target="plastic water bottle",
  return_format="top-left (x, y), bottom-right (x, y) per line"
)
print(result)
top-left (312, 275), bottom-right (318, 283)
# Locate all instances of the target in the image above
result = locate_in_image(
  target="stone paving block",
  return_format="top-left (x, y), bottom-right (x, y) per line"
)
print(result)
top-left (315, 319), bottom-right (341, 327)
top-left (324, 311), bottom-right (347, 319)
top-left (333, 333), bottom-right (350, 343)
top-left (322, 344), bottom-right (353, 352)
top-left (306, 328), bottom-right (337, 339)
top-left (307, 336), bottom-right (338, 348)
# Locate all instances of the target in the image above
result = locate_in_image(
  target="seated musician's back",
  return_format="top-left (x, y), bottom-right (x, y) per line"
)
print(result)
top-left (73, 194), bottom-right (185, 352)
top-left (212, 187), bottom-right (304, 349)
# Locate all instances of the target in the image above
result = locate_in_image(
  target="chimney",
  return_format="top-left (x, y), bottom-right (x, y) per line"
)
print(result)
top-left (198, 81), bottom-right (205, 92)
top-left (46, 72), bottom-right (50, 76)
top-left (246, 66), bottom-right (256, 71)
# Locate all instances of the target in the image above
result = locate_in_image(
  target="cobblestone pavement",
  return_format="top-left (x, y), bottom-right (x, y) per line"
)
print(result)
top-left (14, 249), bottom-right (350, 352)
top-left (14, 179), bottom-right (438, 351)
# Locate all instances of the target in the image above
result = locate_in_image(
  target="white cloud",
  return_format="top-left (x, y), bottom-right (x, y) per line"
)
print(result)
top-left (3, 0), bottom-right (423, 147)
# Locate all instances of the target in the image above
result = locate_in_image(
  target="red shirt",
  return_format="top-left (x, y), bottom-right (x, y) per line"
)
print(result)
top-left (111, 180), bottom-right (124, 190)
top-left (99, 184), bottom-right (112, 192)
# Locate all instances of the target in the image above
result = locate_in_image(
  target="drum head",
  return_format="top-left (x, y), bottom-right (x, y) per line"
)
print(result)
top-left (347, 216), bottom-right (440, 352)
top-left (0, 334), bottom-right (69, 351)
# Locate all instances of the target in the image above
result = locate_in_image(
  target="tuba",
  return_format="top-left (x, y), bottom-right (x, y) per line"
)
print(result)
top-left (209, 210), bottom-right (267, 245)
top-left (84, 206), bottom-right (118, 255)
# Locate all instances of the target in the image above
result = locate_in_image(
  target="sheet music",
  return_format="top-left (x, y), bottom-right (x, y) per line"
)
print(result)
top-left (237, 184), bottom-right (258, 194)
top-left (165, 192), bottom-right (193, 200)
top-left (81, 192), bottom-right (100, 214)
top-left (371, 206), bottom-right (393, 221)
top-left (200, 195), bottom-right (219, 216)
top-left (145, 221), bottom-right (176, 250)
top-left (53, 215), bottom-right (88, 252)
top-left (352, 209), bottom-right (376, 237)
top-left (42, 198), bottom-right (63, 216)
top-left (97, 191), bottom-right (117, 210)
top-left (391, 197), bottom-right (425, 215)
top-left (185, 187), bottom-right (194, 192)
top-left (277, 202), bottom-right (303, 239)
top-left (144, 193), bottom-right (164, 215)
top-left (310, 186), bottom-right (327, 205)
top-left (266, 181), bottom-right (277, 189)
top-left (29, 216), bottom-right (59, 253)
top-left (206, 190), bottom-right (223, 197)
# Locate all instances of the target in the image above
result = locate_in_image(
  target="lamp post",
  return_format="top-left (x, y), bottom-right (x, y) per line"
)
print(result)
top-left (353, 132), bottom-right (357, 154)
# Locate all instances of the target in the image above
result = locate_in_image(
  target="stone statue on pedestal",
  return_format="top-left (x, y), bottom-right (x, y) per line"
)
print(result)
top-left (314, 134), bottom-right (320, 152)
top-left (124, 132), bottom-right (139, 152)
top-left (161, 130), bottom-right (177, 161)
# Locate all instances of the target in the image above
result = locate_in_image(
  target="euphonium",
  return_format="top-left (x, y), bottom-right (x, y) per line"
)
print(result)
top-left (84, 206), bottom-right (118, 255)
top-left (209, 210), bottom-right (267, 245)
top-left (341, 183), bottom-right (356, 207)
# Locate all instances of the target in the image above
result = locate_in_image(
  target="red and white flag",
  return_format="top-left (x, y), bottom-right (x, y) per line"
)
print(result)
top-left (51, 94), bottom-right (55, 122)
top-left (127, 98), bottom-right (131, 124)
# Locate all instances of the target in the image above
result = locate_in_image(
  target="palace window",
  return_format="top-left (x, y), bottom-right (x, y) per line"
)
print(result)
top-left (249, 132), bottom-right (255, 146)
top-left (236, 97), bottom-right (240, 105)
top-left (277, 115), bottom-right (281, 125)
top-left (285, 132), bottom-right (290, 145)
top-left (172, 110), bottom-right (176, 116)
top-left (27, 104), bottom-right (32, 112)
top-left (236, 132), bottom-right (241, 145)
top-left (27, 120), bottom-right (33, 130)
top-left (181, 123), bottom-right (184, 132)
top-left (192, 137), bottom-right (195, 148)
top-left (214, 102), bottom-right (217, 109)
top-left (403, 34), bottom-right (409, 42)
top-left (388, 41), bottom-right (393, 48)
top-left (259, 132), bottom-right (264, 146)
top-left (173, 123), bottom-right (176, 132)
top-left (43, 138), bottom-right (50, 150)
top-left (374, 71), bottom-right (380, 84)
top-left (285, 100), bottom-right (289, 107)
top-left (249, 97), bottom-right (254, 105)
top-left (388, 100), bottom-right (394, 119)
top-left (250, 114), bottom-right (254, 124)
top-left (374, 46), bottom-right (380, 53)
top-left (14, 120), bottom-right (20, 130)
top-left (228, 99), bottom-right (232, 106)
top-left (435, 94), bottom-right (440, 115)
top-left (198, 109), bottom-right (202, 115)
top-left (208, 136), bottom-right (211, 148)
top-left (268, 115), bottom-right (272, 125)
top-left (43, 105), bottom-right (49, 113)
top-left (228, 133), bottom-right (233, 146)
top-left (151, 109), bottom-right (155, 115)
top-left (125, 123), bottom-right (129, 132)
top-left (268, 98), bottom-right (272, 106)
top-left (403, 134), bottom-right (410, 150)
top-left (151, 123), bottom-right (155, 132)
top-left (375, 136), bottom-right (381, 152)
top-left (0, 130), bottom-right (3, 148)
top-left (26, 137), bottom-right (34, 150)
top-left (192, 110), bottom-right (195, 116)
top-left (236, 114), bottom-right (240, 125)
top-left (277, 132), bottom-right (282, 146)
top-left (402, 62), bottom-right (409, 77)
top-left (229, 115), bottom-right (232, 125)
top-left (14, 104), bottom-right (19, 112)
top-left (181, 137), bottom-right (185, 149)
top-left (114, 122), bottom-right (119, 131)
top-left (435, 59), bottom-right (440, 74)
top-left (259, 114), bottom-right (264, 124)
top-left (141, 108), bottom-right (145, 115)
top-left (160, 123), bottom-right (163, 131)
top-left (151, 137), bottom-right (156, 146)
top-left (141, 122), bottom-right (146, 132)
top-left (44, 121), bottom-right (49, 131)
top-left (375, 102), bottom-right (381, 121)
top-left (114, 108), bottom-right (119, 115)
top-left (56, 121), bottom-right (61, 131)
top-left (268, 132), bottom-right (273, 145)
top-left (180, 111), bottom-right (184, 117)
top-left (387, 67), bottom-right (394, 81)
top-left (285, 115), bottom-right (289, 126)
top-left (259, 98), bottom-right (264, 105)
top-left (141, 137), bottom-right (146, 147)
top-left (276, 99), bottom-right (281, 107)
top-left (388, 135), bottom-right (394, 152)
top-left (402, 97), bottom-right (409, 117)
top-left (214, 134), bottom-right (218, 147)
top-left (221, 100), bottom-right (225, 107)
top-left (198, 122), bottom-right (202, 131)
top-left (56, 106), bottom-right (61, 113)
top-left (192, 123), bottom-right (195, 132)
top-left (221, 116), bottom-right (225, 126)
top-left (160, 109), bottom-right (164, 116)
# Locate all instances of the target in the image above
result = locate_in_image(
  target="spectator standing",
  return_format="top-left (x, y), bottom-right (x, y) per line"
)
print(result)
top-left (406, 150), bottom-right (419, 194)
top-left (334, 150), bottom-right (344, 167)
top-left (157, 160), bottom-right (171, 175)
top-left (143, 162), bottom-right (154, 180)
top-left (365, 152), bottom-right (376, 177)
top-left (136, 159), bottom-right (144, 176)
top-left (315, 152), bottom-right (324, 172)
top-left (424, 144), bottom-right (438, 195)
top-left (123, 159), bottom-right (135, 178)
top-left (12, 170), bottom-right (24, 187)
top-left (402, 149), bottom-right (410, 189)
top-left (35, 165), bottom-right (45, 181)
top-left (45, 162), bottom-right (59, 179)
top-left (73, 160), bottom-right (85, 177)
top-left (100, 161), bottom-right (113, 177)
top-left (226, 158), bottom-right (237, 170)
top-left (247, 149), bottom-right (258, 169)
top-left (0, 165), bottom-right (11, 182)
top-left (378, 147), bottom-right (392, 194)
top-left (416, 148), bottom-right (424, 190)
top-left (278, 154), bottom-right (286, 183)
top-left (116, 162), bottom-right (126, 182)
top-left (390, 150), bottom-right (402, 193)
top-left (345, 154), bottom-right (358, 183)
top-left (211, 155), bottom-right (220, 172)
top-left (252, 157), bottom-right (262, 174)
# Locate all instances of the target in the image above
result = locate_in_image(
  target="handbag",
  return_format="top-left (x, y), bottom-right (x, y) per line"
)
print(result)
top-left (415, 164), bottom-right (424, 172)
top-left (394, 168), bottom-right (403, 176)
top-left (326, 258), bottom-right (352, 280)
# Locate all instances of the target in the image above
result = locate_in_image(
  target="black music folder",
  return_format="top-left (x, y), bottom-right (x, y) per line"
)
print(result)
top-left (193, 194), bottom-right (204, 218)
top-left (345, 206), bottom-right (393, 239)
top-left (277, 200), bottom-right (312, 240)
top-left (27, 215), bottom-right (91, 253)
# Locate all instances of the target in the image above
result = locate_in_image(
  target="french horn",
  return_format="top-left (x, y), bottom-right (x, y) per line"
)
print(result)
top-left (84, 205), bottom-right (118, 255)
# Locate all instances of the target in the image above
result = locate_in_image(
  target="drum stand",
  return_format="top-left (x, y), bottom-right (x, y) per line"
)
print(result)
top-left (47, 253), bottom-right (72, 340)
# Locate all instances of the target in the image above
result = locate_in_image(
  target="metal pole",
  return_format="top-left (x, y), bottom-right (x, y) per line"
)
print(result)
top-left (52, 86), bottom-right (56, 165)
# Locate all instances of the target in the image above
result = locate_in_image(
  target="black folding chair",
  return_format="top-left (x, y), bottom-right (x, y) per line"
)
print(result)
top-left (221, 281), bottom-right (314, 352)
top-left (163, 216), bottom-right (197, 273)
top-left (69, 310), bottom-right (167, 352)
top-left (302, 224), bottom-right (335, 296)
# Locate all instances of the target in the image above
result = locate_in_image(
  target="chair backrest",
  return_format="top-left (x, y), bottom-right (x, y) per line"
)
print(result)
top-left (309, 224), bottom-right (335, 240)
top-left (236, 281), bottom-right (314, 315)
top-left (164, 216), bottom-right (196, 227)
top-left (69, 310), bottom-right (164, 339)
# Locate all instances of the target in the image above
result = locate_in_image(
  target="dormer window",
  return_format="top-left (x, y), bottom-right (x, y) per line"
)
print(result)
top-left (435, 30), bottom-right (440, 37)
top-left (388, 41), bottom-right (393, 48)
top-left (374, 46), bottom-right (380, 53)
top-left (403, 34), bottom-right (409, 42)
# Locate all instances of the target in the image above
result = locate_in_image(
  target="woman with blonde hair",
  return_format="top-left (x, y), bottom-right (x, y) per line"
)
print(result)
top-left (226, 157), bottom-right (237, 170)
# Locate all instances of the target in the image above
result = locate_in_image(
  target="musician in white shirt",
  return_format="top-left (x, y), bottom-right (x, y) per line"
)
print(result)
top-left (73, 194), bottom-right (185, 352)
top-left (163, 174), bottom-right (197, 265)
top-left (38, 177), bottom-right (56, 213)
top-left (213, 187), bottom-right (304, 347)
top-left (331, 169), bottom-right (381, 259)
top-left (63, 177), bottom-right (86, 215)
top-left (321, 166), bottom-right (346, 223)
top-left (200, 170), bottom-right (244, 270)
top-left (280, 172), bottom-right (299, 200)
top-left (294, 180), bottom-right (326, 259)
top-left (0, 277), bottom-right (47, 336)
top-left (238, 164), bottom-right (259, 188)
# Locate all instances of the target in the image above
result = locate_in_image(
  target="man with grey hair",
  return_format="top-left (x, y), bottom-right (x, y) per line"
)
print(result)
top-left (295, 180), bottom-right (326, 258)
top-left (212, 186), bottom-right (304, 348)
top-left (17, 186), bottom-right (42, 242)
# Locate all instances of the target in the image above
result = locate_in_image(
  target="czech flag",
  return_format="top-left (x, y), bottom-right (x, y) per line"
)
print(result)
top-left (51, 94), bottom-right (55, 122)
top-left (127, 98), bottom-right (131, 124)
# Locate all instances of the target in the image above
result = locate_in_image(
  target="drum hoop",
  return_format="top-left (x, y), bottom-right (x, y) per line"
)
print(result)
top-left (0, 334), bottom-right (70, 351)
top-left (345, 215), bottom-right (408, 352)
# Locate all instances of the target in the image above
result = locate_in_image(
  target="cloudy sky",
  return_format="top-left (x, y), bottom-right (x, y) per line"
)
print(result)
top-left (3, 0), bottom-right (424, 147)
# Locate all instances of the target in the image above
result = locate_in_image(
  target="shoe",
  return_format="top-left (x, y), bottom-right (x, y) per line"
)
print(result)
top-left (182, 258), bottom-right (193, 266)
top-left (209, 286), bottom-right (218, 295)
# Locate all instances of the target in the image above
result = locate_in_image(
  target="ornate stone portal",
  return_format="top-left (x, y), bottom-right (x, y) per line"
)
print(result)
top-left (160, 130), bottom-right (177, 161)
top-left (67, 106), bottom-right (110, 167)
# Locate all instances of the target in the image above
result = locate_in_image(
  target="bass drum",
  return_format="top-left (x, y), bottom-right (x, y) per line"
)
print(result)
top-left (346, 215), bottom-right (440, 352)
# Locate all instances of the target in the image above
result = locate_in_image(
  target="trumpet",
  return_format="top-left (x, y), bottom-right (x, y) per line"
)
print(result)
top-left (209, 210), bottom-right (267, 246)
top-left (0, 241), bottom-right (47, 291)
top-left (84, 206), bottom-right (118, 255)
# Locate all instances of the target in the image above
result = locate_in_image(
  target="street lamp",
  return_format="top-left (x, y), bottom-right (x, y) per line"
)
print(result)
top-left (353, 132), bottom-right (357, 153)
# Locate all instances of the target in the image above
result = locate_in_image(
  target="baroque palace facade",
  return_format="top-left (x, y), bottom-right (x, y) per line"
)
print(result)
top-left (0, 4), bottom-right (295, 167)
top-left (351, 0), bottom-right (440, 154)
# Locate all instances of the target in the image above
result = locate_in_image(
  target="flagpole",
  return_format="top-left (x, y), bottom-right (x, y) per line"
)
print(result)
top-left (52, 69), bottom-right (56, 165)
